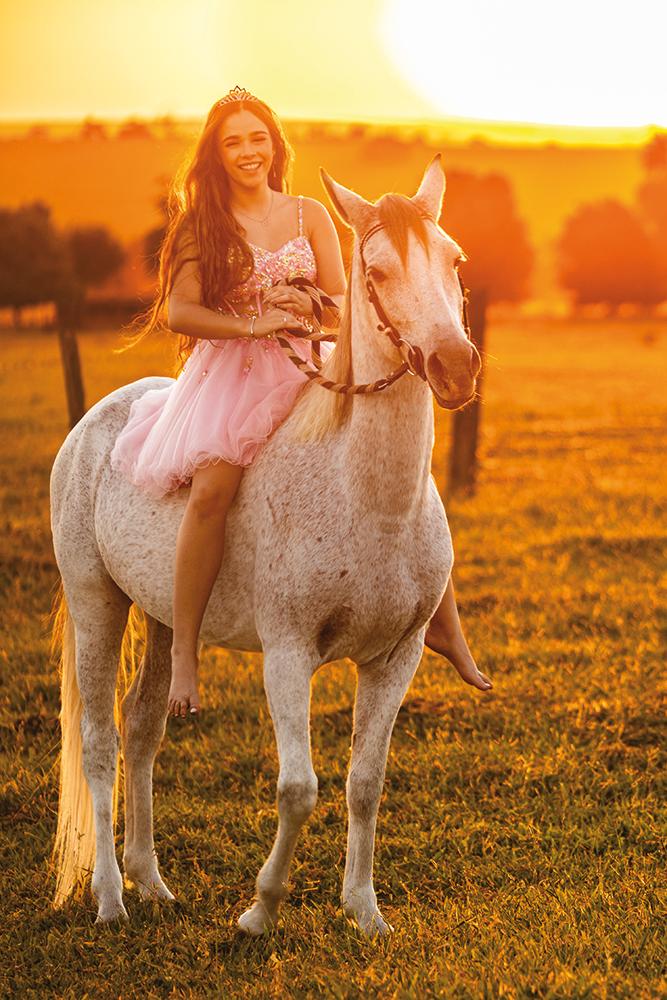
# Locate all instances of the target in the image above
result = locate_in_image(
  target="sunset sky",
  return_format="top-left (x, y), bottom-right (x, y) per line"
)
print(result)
top-left (1, 0), bottom-right (665, 127)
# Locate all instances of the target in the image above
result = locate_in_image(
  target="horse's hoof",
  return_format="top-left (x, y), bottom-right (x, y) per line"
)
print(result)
top-left (361, 910), bottom-right (394, 937)
top-left (237, 901), bottom-right (275, 936)
top-left (137, 879), bottom-right (175, 902)
top-left (94, 900), bottom-right (129, 924)
top-left (346, 907), bottom-right (394, 937)
top-left (342, 889), bottom-right (393, 937)
top-left (125, 865), bottom-right (175, 902)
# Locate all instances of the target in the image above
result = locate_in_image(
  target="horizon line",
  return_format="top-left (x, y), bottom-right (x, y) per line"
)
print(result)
top-left (0, 113), bottom-right (665, 133)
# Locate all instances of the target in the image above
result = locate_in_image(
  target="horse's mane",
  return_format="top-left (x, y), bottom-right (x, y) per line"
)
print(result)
top-left (289, 194), bottom-right (431, 443)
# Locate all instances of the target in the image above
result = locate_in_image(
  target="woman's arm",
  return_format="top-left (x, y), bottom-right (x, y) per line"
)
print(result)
top-left (167, 256), bottom-right (253, 341)
top-left (304, 198), bottom-right (347, 324)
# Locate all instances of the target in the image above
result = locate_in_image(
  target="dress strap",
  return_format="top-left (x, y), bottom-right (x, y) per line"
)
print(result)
top-left (298, 194), bottom-right (303, 236)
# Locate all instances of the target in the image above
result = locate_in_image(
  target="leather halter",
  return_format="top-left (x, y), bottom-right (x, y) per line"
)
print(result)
top-left (271, 214), bottom-right (473, 397)
top-left (358, 214), bottom-right (472, 381)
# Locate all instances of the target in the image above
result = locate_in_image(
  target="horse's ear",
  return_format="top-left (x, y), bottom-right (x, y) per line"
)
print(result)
top-left (412, 153), bottom-right (446, 221)
top-left (319, 168), bottom-right (374, 231)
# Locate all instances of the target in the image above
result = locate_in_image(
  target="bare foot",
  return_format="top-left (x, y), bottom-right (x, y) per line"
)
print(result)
top-left (424, 625), bottom-right (493, 691)
top-left (168, 649), bottom-right (201, 717)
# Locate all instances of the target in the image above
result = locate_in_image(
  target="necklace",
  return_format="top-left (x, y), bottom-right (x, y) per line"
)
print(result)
top-left (233, 189), bottom-right (274, 225)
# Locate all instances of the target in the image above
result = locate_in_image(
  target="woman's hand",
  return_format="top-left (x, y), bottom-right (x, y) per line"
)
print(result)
top-left (251, 307), bottom-right (311, 338)
top-left (261, 282), bottom-right (314, 318)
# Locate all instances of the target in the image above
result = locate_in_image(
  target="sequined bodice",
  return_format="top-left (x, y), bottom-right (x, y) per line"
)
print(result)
top-left (222, 237), bottom-right (317, 316)
top-left (220, 196), bottom-right (317, 318)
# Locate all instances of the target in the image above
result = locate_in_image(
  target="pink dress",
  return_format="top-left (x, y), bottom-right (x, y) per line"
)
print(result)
top-left (110, 195), bottom-right (331, 499)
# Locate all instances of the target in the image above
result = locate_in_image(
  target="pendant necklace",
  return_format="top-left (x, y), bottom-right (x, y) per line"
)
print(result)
top-left (234, 188), bottom-right (274, 225)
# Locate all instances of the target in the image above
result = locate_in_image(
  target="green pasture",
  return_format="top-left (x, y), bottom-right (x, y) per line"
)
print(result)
top-left (0, 318), bottom-right (665, 998)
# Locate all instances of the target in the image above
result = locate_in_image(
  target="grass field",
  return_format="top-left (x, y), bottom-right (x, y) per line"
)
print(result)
top-left (0, 317), bottom-right (665, 998)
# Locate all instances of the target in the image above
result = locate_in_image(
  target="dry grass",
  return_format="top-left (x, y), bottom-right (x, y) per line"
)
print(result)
top-left (0, 317), bottom-right (665, 998)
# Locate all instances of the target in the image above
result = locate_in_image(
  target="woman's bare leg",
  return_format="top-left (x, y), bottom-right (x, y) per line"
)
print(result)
top-left (168, 460), bottom-right (244, 717)
top-left (424, 576), bottom-right (493, 691)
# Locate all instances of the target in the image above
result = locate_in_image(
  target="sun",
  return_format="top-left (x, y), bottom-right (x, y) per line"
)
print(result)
top-left (379, 0), bottom-right (667, 128)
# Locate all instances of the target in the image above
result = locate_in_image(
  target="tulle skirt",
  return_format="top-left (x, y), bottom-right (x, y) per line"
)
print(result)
top-left (110, 333), bottom-right (333, 499)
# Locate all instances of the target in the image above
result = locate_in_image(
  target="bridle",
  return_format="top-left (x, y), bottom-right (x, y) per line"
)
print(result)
top-left (274, 214), bottom-right (473, 396)
top-left (358, 213), bottom-right (472, 381)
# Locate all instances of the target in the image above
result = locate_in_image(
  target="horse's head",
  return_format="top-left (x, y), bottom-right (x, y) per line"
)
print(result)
top-left (320, 155), bottom-right (480, 410)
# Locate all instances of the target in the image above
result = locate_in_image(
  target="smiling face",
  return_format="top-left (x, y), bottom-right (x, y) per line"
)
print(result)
top-left (216, 108), bottom-right (275, 188)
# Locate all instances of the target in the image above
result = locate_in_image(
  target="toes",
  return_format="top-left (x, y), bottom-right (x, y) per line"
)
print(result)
top-left (167, 693), bottom-right (201, 718)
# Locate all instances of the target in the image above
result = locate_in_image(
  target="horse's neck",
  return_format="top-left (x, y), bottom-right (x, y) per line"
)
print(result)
top-left (341, 259), bottom-right (435, 521)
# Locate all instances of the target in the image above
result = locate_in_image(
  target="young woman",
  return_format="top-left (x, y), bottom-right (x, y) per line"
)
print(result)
top-left (110, 86), bottom-right (492, 720)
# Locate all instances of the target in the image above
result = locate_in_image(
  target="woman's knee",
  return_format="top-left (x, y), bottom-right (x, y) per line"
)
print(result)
top-left (188, 460), bottom-right (244, 519)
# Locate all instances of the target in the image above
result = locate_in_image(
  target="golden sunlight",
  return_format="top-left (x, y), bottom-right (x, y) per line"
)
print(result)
top-left (380, 0), bottom-right (667, 128)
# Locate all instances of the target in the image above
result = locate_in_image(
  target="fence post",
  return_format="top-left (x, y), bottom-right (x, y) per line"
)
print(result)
top-left (56, 287), bottom-right (86, 429)
top-left (447, 287), bottom-right (488, 497)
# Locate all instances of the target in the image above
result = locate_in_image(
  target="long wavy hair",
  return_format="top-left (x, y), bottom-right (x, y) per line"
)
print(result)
top-left (114, 95), bottom-right (295, 374)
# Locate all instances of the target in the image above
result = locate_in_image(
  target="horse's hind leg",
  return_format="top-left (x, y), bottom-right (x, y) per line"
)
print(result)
top-left (69, 583), bottom-right (131, 923)
top-left (342, 632), bottom-right (424, 937)
top-left (120, 613), bottom-right (174, 901)
top-left (238, 646), bottom-right (318, 936)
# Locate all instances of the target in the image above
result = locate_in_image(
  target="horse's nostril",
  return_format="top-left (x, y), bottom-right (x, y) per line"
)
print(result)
top-left (427, 353), bottom-right (450, 391)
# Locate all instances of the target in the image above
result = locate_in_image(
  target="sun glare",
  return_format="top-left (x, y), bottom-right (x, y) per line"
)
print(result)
top-left (380, 0), bottom-right (667, 128)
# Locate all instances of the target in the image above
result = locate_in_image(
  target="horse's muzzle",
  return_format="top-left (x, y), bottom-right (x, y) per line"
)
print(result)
top-left (426, 348), bottom-right (479, 410)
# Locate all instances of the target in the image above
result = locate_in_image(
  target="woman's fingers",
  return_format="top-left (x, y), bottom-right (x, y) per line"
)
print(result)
top-left (263, 284), bottom-right (308, 312)
top-left (262, 283), bottom-right (288, 303)
top-left (265, 292), bottom-right (295, 308)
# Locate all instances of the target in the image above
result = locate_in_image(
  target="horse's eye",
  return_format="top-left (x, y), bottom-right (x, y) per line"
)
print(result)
top-left (368, 267), bottom-right (387, 283)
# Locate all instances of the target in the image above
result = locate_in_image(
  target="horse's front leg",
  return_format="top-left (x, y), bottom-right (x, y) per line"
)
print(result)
top-left (342, 631), bottom-right (425, 936)
top-left (238, 644), bottom-right (318, 935)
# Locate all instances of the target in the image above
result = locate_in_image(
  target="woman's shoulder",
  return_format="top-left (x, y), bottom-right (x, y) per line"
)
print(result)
top-left (298, 195), bottom-right (333, 235)
top-left (278, 192), bottom-right (327, 210)
top-left (297, 194), bottom-right (328, 212)
top-left (273, 192), bottom-right (331, 240)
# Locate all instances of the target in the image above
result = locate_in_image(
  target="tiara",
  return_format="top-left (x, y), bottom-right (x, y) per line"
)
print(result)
top-left (217, 85), bottom-right (259, 108)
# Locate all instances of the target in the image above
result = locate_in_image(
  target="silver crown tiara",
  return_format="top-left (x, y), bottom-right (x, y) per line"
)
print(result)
top-left (217, 85), bottom-right (259, 108)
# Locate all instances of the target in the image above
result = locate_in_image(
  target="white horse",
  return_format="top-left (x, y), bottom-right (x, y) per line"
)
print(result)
top-left (49, 154), bottom-right (480, 936)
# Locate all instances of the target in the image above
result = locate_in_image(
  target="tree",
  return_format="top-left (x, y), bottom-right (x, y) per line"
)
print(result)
top-left (143, 177), bottom-right (171, 276)
top-left (636, 144), bottom-right (667, 295)
top-left (438, 170), bottom-right (534, 495)
top-left (65, 225), bottom-right (125, 288)
top-left (641, 133), bottom-right (667, 173)
top-left (24, 124), bottom-right (50, 141)
top-left (637, 176), bottom-right (667, 293)
top-left (0, 201), bottom-right (85, 427)
top-left (153, 115), bottom-right (180, 140)
top-left (442, 171), bottom-right (533, 304)
top-left (116, 119), bottom-right (153, 141)
top-left (556, 200), bottom-right (664, 313)
top-left (0, 201), bottom-right (72, 313)
top-left (79, 117), bottom-right (109, 141)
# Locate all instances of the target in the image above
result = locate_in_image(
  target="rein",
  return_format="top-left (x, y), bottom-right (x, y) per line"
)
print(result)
top-left (272, 215), bottom-right (472, 396)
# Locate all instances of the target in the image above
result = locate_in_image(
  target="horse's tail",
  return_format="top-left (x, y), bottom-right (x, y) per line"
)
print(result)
top-left (48, 578), bottom-right (145, 908)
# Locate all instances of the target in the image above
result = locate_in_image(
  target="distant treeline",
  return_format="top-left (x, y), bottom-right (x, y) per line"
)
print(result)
top-left (1, 134), bottom-right (666, 328)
